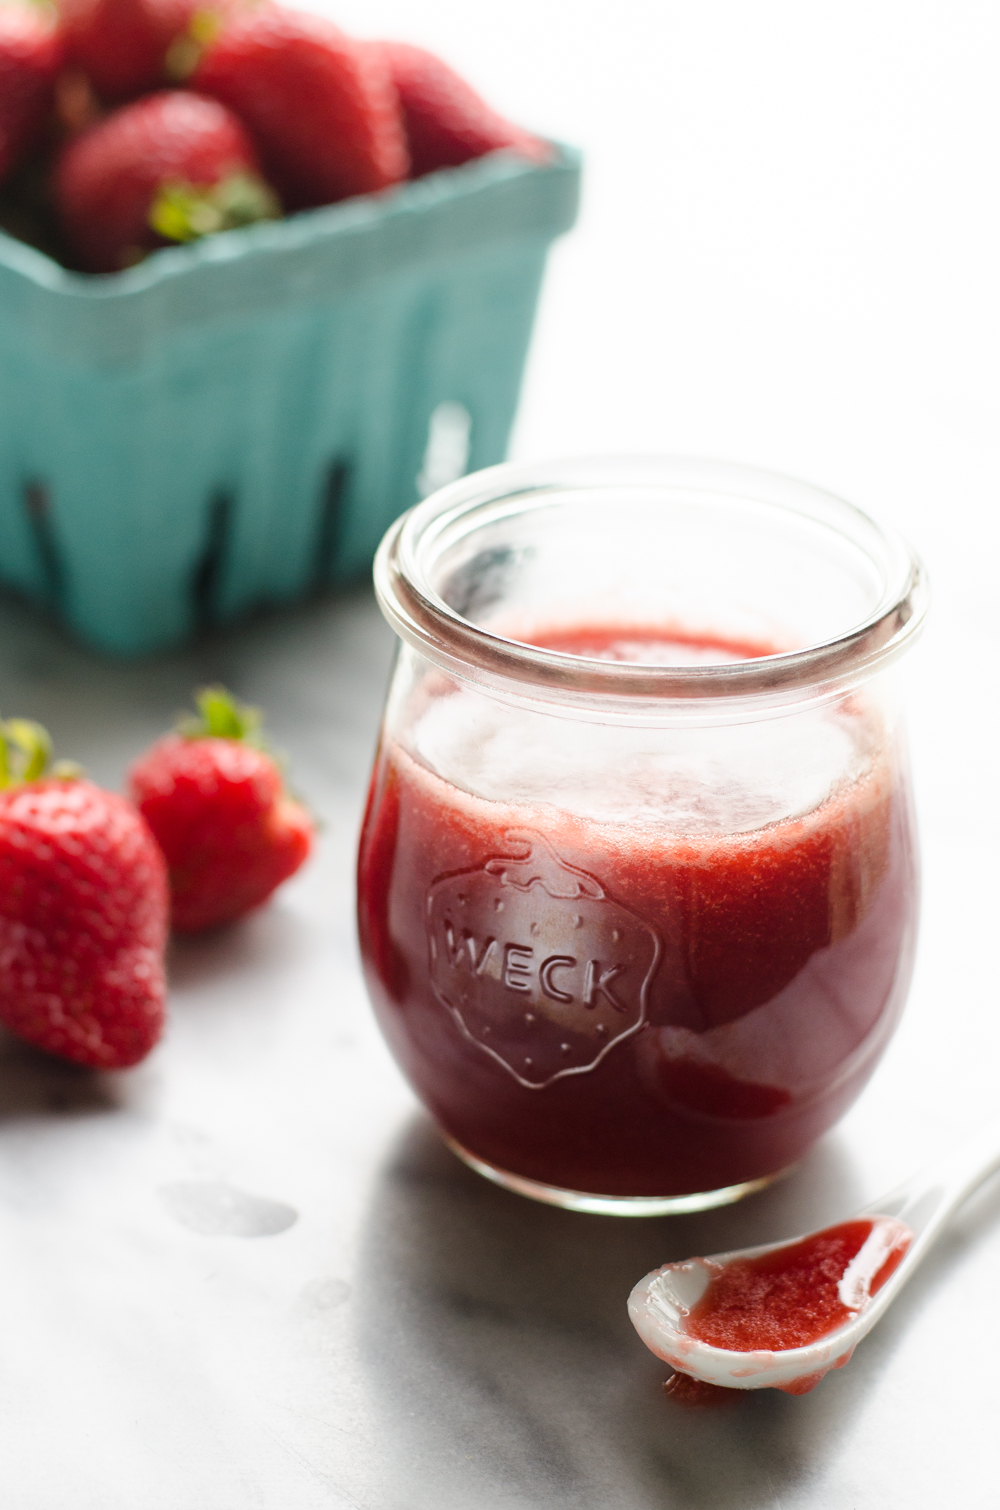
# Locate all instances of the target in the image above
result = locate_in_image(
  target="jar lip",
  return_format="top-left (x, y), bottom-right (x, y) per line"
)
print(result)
top-left (374, 455), bottom-right (929, 708)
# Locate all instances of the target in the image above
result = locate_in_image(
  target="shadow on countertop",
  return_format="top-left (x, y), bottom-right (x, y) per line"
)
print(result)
top-left (0, 1027), bottom-right (130, 1119)
top-left (351, 1112), bottom-right (1000, 1510)
top-left (350, 1115), bottom-right (874, 1510)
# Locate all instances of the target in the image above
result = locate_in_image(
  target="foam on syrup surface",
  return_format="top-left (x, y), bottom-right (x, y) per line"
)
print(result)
top-left (411, 688), bottom-right (875, 835)
top-left (411, 622), bottom-right (876, 835)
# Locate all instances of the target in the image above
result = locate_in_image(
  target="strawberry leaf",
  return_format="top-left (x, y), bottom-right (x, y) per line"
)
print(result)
top-left (178, 686), bottom-right (266, 745)
top-left (149, 173), bottom-right (280, 245)
top-left (0, 716), bottom-right (71, 787)
top-left (164, 9), bottom-right (226, 83)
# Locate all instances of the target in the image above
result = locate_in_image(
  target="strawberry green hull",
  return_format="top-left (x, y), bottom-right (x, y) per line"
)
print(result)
top-left (0, 145), bottom-right (579, 655)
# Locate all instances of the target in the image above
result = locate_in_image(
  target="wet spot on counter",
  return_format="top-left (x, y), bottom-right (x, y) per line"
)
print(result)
top-left (300, 1277), bottom-right (351, 1313)
top-left (159, 1179), bottom-right (297, 1237)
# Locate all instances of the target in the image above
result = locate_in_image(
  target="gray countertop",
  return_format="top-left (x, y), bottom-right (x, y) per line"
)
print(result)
top-left (0, 579), bottom-right (996, 1510)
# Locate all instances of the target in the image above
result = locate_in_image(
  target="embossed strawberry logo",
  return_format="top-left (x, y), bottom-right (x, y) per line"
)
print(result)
top-left (426, 830), bottom-right (661, 1089)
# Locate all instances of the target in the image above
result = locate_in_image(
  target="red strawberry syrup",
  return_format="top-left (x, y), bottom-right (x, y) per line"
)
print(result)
top-left (659, 1215), bottom-right (912, 1400)
top-left (685, 1218), bottom-right (911, 1353)
top-left (357, 627), bottom-right (918, 1198)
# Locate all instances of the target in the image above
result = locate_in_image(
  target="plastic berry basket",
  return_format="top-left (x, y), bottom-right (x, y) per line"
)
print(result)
top-left (0, 144), bottom-right (580, 656)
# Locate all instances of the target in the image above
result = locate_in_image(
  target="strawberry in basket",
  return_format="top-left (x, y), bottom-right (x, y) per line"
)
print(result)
top-left (0, 2), bottom-right (65, 184)
top-left (128, 687), bottom-right (314, 933)
top-left (0, 716), bottom-right (168, 1069)
top-left (55, 88), bottom-right (280, 271)
top-left (59, 0), bottom-right (255, 101)
top-left (61, 0), bottom-right (194, 99)
top-left (190, 8), bottom-right (408, 209)
top-left (4, 0), bottom-right (551, 271)
top-left (376, 41), bottom-right (548, 178)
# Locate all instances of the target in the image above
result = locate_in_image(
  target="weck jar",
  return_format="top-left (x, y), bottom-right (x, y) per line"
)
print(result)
top-left (357, 456), bottom-right (928, 1214)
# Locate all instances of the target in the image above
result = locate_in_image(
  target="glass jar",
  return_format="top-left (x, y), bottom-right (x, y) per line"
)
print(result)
top-left (357, 457), bottom-right (928, 1215)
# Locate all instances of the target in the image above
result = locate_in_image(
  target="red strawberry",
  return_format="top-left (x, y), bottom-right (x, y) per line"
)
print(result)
top-left (192, 8), bottom-right (408, 210)
top-left (55, 88), bottom-right (279, 272)
top-left (128, 687), bottom-right (314, 934)
top-left (375, 41), bottom-right (548, 178)
top-left (0, 3), bottom-right (65, 184)
top-left (60, 0), bottom-right (208, 101)
top-left (0, 717), bottom-right (168, 1069)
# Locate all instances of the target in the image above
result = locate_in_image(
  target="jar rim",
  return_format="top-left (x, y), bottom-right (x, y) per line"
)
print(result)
top-left (374, 455), bottom-right (929, 712)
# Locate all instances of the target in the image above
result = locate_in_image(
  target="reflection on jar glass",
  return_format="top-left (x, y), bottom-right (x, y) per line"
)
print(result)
top-left (357, 457), bottom-right (928, 1215)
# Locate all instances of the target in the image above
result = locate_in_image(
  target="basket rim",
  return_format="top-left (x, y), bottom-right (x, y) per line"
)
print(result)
top-left (0, 141), bottom-right (580, 304)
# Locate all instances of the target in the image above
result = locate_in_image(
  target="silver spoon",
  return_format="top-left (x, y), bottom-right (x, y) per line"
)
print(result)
top-left (628, 1123), bottom-right (1000, 1394)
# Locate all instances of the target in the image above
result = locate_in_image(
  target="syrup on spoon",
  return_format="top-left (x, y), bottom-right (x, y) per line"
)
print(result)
top-left (628, 1122), bottom-right (1000, 1394)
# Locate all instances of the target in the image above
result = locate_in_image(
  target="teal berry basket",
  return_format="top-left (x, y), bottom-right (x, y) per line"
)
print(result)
top-left (0, 144), bottom-right (580, 655)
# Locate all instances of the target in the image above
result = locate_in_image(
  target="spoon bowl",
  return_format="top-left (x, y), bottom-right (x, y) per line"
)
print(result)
top-left (628, 1122), bottom-right (1000, 1393)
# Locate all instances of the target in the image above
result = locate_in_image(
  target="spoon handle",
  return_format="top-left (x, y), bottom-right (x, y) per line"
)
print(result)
top-left (864, 1120), bottom-right (1000, 1246)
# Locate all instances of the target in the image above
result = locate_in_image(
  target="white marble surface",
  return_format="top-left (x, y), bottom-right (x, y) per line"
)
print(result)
top-left (2, 2), bottom-right (1000, 1505)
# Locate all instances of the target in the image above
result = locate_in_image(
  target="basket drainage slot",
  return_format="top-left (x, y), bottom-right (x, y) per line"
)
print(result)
top-left (312, 457), bottom-right (352, 591)
top-left (23, 482), bottom-right (65, 608)
top-left (192, 491), bottom-right (233, 631)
